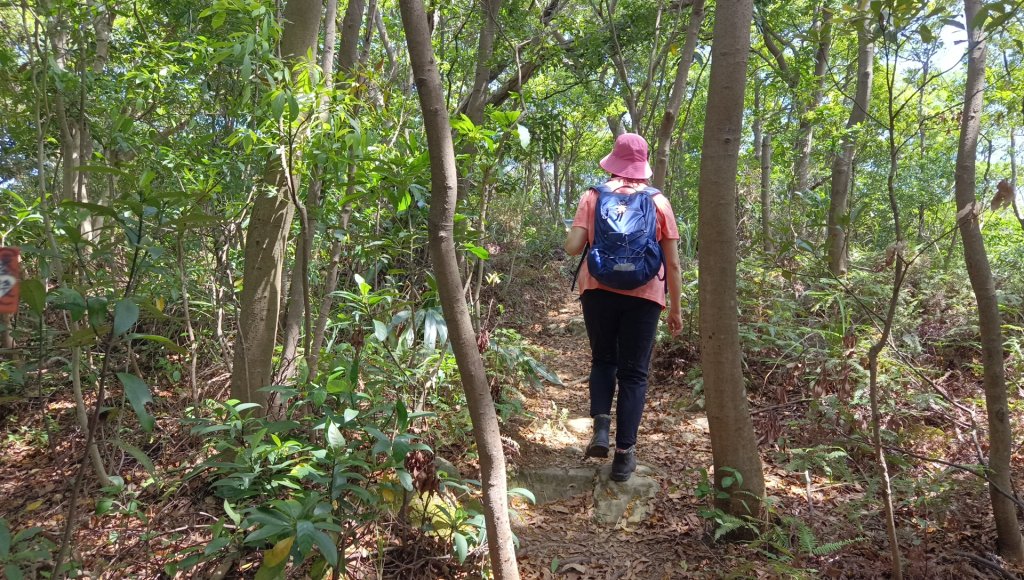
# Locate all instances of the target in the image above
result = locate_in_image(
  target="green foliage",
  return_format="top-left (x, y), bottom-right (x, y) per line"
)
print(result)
top-left (0, 518), bottom-right (56, 580)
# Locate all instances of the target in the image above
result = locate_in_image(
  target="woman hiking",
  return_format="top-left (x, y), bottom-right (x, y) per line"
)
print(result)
top-left (564, 133), bottom-right (683, 482)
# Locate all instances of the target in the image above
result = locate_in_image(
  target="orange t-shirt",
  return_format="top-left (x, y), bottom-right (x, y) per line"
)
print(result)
top-left (571, 184), bottom-right (680, 308)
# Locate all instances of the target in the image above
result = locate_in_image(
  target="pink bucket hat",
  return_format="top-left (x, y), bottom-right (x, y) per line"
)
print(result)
top-left (599, 133), bottom-right (653, 180)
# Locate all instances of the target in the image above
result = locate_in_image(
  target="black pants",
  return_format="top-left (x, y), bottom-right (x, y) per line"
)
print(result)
top-left (580, 289), bottom-right (661, 450)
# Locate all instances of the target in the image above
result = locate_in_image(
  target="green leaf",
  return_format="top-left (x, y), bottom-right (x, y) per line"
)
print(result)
top-left (508, 487), bottom-right (536, 504)
top-left (342, 408), bottom-right (359, 424)
top-left (204, 537), bottom-right (231, 556)
top-left (327, 421), bottom-right (345, 449)
top-left (20, 279), bottom-right (45, 316)
top-left (87, 297), bottom-right (109, 328)
top-left (48, 287), bottom-right (86, 321)
top-left (373, 320), bottom-right (388, 342)
top-left (354, 273), bottom-right (370, 296)
top-left (113, 437), bottom-right (156, 474)
top-left (245, 523), bottom-right (288, 545)
top-left (917, 23), bottom-right (934, 43)
top-left (452, 531), bottom-right (469, 563)
top-left (211, 10), bottom-right (226, 29)
top-left (224, 500), bottom-right (242, 526)
top-left (464, 244), bottom-right (490, 261)
top-left (116, 372), bottom-right (155, 432)
top-left (516, 124), bottom-right (531, 149)
top-left (126, 333), bottom-right (187, 354)
top-left (397, 469), bottom-right (414, 491)
top-left (0, 519), bottom-right (10, 557)
top-left (395, 399), bottom-right (408, 431)
top-left (310, 529), bottom-right (339, 568)
top-left (113, 299), bottom-right (139, 336)
top-left (4, 564), bottom-right (24, 580)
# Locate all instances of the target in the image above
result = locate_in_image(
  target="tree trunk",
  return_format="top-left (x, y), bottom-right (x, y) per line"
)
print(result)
top-left (465, 0), bottom-right (503, 125)
top-left (791, 7), bottom-right (831, 194)
top-left (752, 81), bottom-right (763, 162)
top-left (230, 0), bottom-right (321, 409)
top-left (825, 0), bottom-right (872, 276)
top-left (651, 0), bottom-right (704, 191)
top-left (278, 0), bottom-right (342, 384)
top-left (398, 0), bottom-right (519, 576)
top-left (307, 0), bottom-right (372, 382)
top-left (697, 0), bottom-right (765, 520)
top-left (760, 133), bottom-right (773, 253)
top-left (955, 0), bottom-right (1024, 562)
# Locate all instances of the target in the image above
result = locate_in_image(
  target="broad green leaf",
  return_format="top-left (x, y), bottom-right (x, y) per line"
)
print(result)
top-left (87, 297), bottom-right (108, 328)
top-left (113, 438), bottom-right (156, 474)
top-left (48, 287), bottom-right (86, 321)
top-left (310, 529), bottom-right (339, 568)
top-left (326, 421), bottom-right (345, 449)
top-left (203, 537), bottom-right (231, 556)
top-left (508, 487), bottom-right (536, 504)
top-left (353, 274), bottom-right (370, 296)
top-left (397, 469), bottom-right (414, 491)
top-left (20, 279), bottom-right (45, 316)
top-left (453, 532), bottom-right (468, 563)
top-left (113, 299), bottom-right (139, 336)
top-left (917, 24), bottom-right (934, 43)
top-left (464, 244), bottom-right (489, 261)
top-left (116, 372), bottom-right (155, 432)
top-left (516, 124), bottom-right (531, 149)
top-left (265, 536), bottom-right (294, 567)
top-left (373, 320), bottom-right (387, 342)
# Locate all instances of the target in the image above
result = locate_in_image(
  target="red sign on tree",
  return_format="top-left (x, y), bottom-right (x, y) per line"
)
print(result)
top-left (0, 248), bottom-right (20, 314)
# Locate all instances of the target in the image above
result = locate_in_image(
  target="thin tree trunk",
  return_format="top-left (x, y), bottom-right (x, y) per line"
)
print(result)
top-left (278, 0), bottom-right (341, 384)
top-left (791, 7), bottom-right (831, 194)
top-left (652, 0), bottom-right (704, 191)
top-left (760, 133), bottom-right (773, 253)
top-left (825, 0), bottom-right (873, 276)
top-left (955, 0), bottom-right (1024, 562)
top-left (465, 0), bottom-right (503, 125)
top-left (866, 263), bottom-right (906, 579)
top-left (308, 0), bottom-right (371, 381)
top-left (697, 0), bottom-right (765, 520)
top-left (752, 81), bottom-right (763, 162)
top-left (397, 0), bottom-right (519, 576)
top-left (230, 0), bottom-right (321, 409)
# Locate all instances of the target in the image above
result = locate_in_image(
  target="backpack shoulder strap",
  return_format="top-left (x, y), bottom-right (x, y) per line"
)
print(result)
top-left (592, 183), bottom-right (613, 196)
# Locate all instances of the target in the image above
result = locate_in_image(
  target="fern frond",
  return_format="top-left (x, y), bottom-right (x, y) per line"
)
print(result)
top-left (811, 537), bottom-right (865, 556)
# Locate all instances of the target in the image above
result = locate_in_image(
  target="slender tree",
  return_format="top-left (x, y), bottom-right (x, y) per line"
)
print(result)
top-left (760, 133), bottom-right (773, 252)
top-left (397, 0), bottom-right (520, 576)
top-left (825, 0), bottom-right (873, 276)
top-left (230, 0), bottom-right (321, 408)
top-left (652, 0), bottom-right (705, 191)
top-left (279, 0), bottom-right (342, 384)
top-left (697, 0), bottom-right (766, 519)
top-left (954, 0), bottom-right (1024, 563)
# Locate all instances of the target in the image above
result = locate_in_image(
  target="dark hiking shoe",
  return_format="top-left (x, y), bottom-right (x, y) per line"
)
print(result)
top-left (610, 447), bottom-right (636, 482)
top-left (585, 414), bottom-right (612, 458)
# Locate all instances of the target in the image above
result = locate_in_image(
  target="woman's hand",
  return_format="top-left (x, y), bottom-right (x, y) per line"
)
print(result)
top-left (667, 308), bottom-right (683, 336)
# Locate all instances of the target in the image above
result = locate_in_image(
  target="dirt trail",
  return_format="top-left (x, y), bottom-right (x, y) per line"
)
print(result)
top-left (502, 280), bottom-right (1006, 580)
top-left (507, 291), bottom-right (723, 579)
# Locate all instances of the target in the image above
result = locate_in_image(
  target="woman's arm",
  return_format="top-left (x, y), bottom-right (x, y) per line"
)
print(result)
top-left (660, 237), bottom-right (683, 335)
top-left (564, 226), bottom-right (588, 255)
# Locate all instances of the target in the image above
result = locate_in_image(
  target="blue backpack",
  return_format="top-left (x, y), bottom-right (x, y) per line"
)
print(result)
top-left (572, 184), bottom-right (664, 291)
